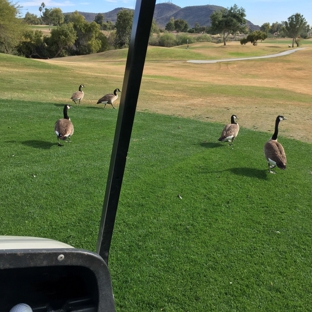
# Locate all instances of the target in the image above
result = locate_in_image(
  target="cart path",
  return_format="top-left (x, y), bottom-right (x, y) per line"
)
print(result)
top-left (187, 47), bottom-right (305, 64)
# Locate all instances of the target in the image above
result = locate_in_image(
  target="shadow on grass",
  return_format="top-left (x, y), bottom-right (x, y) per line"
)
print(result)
top-left (53, 103), bottom-right (89, 108)
top-left (200, 141), bottom-right (223, 148)
top-left (52, 103), bottom-right (118, 110)
top-left (228, 167), bottom-right (268, 180)
top-left (21, 140), bottom-right (58, 149)
top-left (85, 105), bottom-right (117, 110)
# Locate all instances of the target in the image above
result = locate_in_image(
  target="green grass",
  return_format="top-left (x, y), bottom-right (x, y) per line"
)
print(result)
top-left (1, 98), bottom-right (312, 311)
top-left (1, 48), bottom-right (312, 311)
top-left (264, 38), bottom-right (312, 45)
top-left (0, 100), bottom-right (116, 245)
top-left (110, 113), bottom-right (312, 311)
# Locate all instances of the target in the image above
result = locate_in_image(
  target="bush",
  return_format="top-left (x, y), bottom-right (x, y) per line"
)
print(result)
top-left (175, 34), bottom-right (194, 45)
top-left (240, 38), bottom-right (248, 45)
top-left (195, 34), bottom-right (212, 42)
top-left (158, 32), bottom-right (177, 47)
top-left (149, 35), bottom-right (160, 46)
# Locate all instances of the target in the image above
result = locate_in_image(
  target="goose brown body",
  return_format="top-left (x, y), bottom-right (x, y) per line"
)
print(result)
top-left (71, 84), bottom-right (84, 104)
top-left (264, 115), bottom-right (287, 173)
top-left (218, 114), bottom-right (239, 146)
top-left (54, 105), bottom-right (74, 146)
top-left (97, 88), bottom-right (121, 109)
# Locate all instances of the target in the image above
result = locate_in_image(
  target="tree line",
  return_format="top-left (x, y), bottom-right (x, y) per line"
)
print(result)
top-left (0, 0), bottom-right (138, 58)
top-left (208, 4), bottom-right (310, 47)
top-left (0, 0), bottom-right (310, 58)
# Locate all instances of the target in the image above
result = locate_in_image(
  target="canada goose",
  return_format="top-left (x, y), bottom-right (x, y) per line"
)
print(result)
top-left (54, 105), bottom-right (74, 146)
top-left (71, 84), bottom-right (84, 104)
top-left (218, 114), bottom-right (240, 147)
top-left (97, 88), bottom-right (121, 109)
top-left (264, 115), bottom-right (287, 174)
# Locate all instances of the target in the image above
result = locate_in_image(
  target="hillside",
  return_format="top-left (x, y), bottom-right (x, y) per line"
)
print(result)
top-left (155, 4), bottom-right (223, 28)
top-left (152, 3), bottom-right (181, 21)
top-left (70, 3), bottom-right (260, 30)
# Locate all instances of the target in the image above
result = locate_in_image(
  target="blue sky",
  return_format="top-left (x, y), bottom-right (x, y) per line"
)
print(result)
top-left (19, 0), bottom-right (312, 26)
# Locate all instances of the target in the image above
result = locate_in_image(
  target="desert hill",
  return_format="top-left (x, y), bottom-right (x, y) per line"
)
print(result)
top-left (68, 3), bottom-right (260, 30)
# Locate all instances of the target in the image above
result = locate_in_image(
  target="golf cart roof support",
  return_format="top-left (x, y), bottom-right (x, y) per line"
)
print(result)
top-left (97, 0), bottom-right (156, 265)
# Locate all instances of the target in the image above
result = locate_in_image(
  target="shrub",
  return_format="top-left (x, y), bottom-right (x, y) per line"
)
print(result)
top-left (158, 32), bottom-right (177, 47)
top-left (195, 34), bottom-right (212, 42)
top-left (149, 35), bottom-right (160, 46)
top-left (175, 34), bottom-right (194, 45)
top-left (240, 38), bottom-right (248, 45)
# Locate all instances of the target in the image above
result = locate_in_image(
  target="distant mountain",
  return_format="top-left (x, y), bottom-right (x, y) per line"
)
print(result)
top-left (153, 3), bottom-right (181, 21)
top-left (69, 3), bottom-right (260, 31)
top-left (155, 4), bottom-right (224, 28)
top-left (102, 7), bottom-right (126, 24)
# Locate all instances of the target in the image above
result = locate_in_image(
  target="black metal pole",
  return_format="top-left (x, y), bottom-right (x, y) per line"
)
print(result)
top-left (97, 0), bottom-right (156, 264)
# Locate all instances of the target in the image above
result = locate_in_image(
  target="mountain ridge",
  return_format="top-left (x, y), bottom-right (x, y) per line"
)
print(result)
top-left (70, 3), bottom-right (260, 31)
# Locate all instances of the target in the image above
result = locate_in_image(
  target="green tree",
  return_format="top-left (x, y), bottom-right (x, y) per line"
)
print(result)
top-left (260, 22), bottom-right (270, 35)
top-left (114, 9), bottom-right (134, 48)
top-left (300, 24), bottom-right (311, 39)
top-left (67, 11), bottom-right (108, 55)
top-left (270, 22), bottom-right (283, 35)
top-left (192, 23), bottom-right (208, 34)
top-left (47, 23), bottom-right (77, 57)
top-left (42, 7), bottom-right (64, 26)
top-left (24, 12), bottom-right (41, 25)
top-left (49, 8), bottom-right (64, 26)
top-left (68, 10), bottom-right (85, 25)
top-left (68, 11), bottom-right (88, 52)
top-left (240, 38), bottom-right (248, 45)
top-left (150, 19), bottom-right (159, 36)
top-left (243, 30), bottom-right (267, 45)
top-left (107, 31), bottom-right (116, 48)
top-left (94, 13), bottom-right (104, 27)
top-left (17, 30), bottom-right (47, 58)
top-left (165, 17), bottom-right (175, 31)
top-left (0, 0), bottom-right (25, 53)
top-left (97, 32), bottom-right (109, 52)
top-left (41, 8), bottom-right (52, 25)
top-left (210, 4), bottom-right (247, 46)
top-left (64, 14), bottom-right (71, 24)
top-left (39, 2), bottom-right (45, 23)
top-left (82, 21), bottom-right (103, 54)
top-left (174, 19), bottom-right (188, 32)
top-left (102, 20), bottom-right (114, 30)
top-left (283, 13), bottom-right (307, 47)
